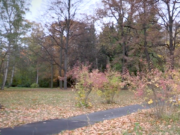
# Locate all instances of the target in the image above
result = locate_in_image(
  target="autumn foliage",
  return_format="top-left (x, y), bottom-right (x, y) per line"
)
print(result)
top-left (128, 69), bottom-right (180, 118)
top-left (67, 64), bottom-right (125, 107)
top-left (68, 63), bottom-right (180, 119)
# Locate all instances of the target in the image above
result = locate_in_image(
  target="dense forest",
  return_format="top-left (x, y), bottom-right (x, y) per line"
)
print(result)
top-left (0, 0), bottom-right (180, 90)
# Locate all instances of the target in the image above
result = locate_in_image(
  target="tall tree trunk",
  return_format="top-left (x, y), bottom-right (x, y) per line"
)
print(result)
top-left (96, 58), bottom-right (98, 69)
top-left (64, 49), bottom-right (67, 89)
top-left (1, 52), bottom-right (10, 90)
top-left (36, 68), bottom-right (39, 84)
top-left (59, 26), bottom-right (64, 89)
top-left (170, 50), bottom-right (174, 70)
top-left (51, 63), bottom-right (54, 88)
top-left (169, 17), bottom-right (174, 70)
top-left (8, 65), bottom-right (15, 87)
top-left (63, 0), bottom-right (71, 89)
top-left (143, 1), bottom-right (151, 72)
top-left (59, 47), bottom-right (63, 89)
top-left (122, 42), bottom-right (126, 73)
top-left (0, 50), bottom-right (5, 76)
top-left (144, 27), bottom-right (151, 72)
top-left (118, 0), bottom-right (126, 74)
top-left (0, 60), bottom-right (4, 76)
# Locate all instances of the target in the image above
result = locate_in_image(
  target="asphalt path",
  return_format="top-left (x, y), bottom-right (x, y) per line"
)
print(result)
top-left (0, 104), bottom-right (150, 135)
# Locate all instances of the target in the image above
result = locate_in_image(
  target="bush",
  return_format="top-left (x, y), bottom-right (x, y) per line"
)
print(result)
top-left (68, 64), bottom-right (125, 107)
top-left (30, 83), bottom-right (39, 88)
top-left (17, 82), bottom-right (31, 87)
top-left (39, 78), bottom-right (50, 87)
top-left (96, 70), bottom-right (123, 104)
top-left (130, 69), bottom-right (180, 118)
top-left (74, 65), bottom-right (93, 108)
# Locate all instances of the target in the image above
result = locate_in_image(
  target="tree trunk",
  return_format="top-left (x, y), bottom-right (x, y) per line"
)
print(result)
top-left (143, 1), bottom-right (151, 72)
top-left (8, 65), bottom-right (15, 87)
top-left (144, 43), bottom-right (151, 72)
top-left (170, 50), bottom-right (174, 70)
top-left (63, 0), bottom-right (71, 89)
top-left (51, 60), bottom-right (54, 88)
top-left (144, 29), bottom-right (151, 72)
top-left (1, 53), bottom-right (10, 90)
top-left (169, 16), bottom-right (174, 70)
top-left (122, 42), bottom-right (126, 73)
top-left (118, 0), bottom-right (126, 74)
top-left (64, 50), bottom-right (67, 89)
top-left (96, 58), bottom-right (98, 69)
top-left (59, 26), bottom-right (64, 89)
top-left (36, 68), bottom-right (39, 84)
top-left (59, 47), bottom-right (63, 89)
top-left (0, 50), bottom-right (5, 76)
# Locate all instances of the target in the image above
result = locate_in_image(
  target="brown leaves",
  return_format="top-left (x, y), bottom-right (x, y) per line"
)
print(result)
top-left (60, 109), bottom-right (180, 135)
top-left (0, 89), bottom-right (142, 128)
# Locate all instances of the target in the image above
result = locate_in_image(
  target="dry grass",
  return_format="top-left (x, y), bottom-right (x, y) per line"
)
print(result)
top-left (0, 88), bottom-right (142, 128)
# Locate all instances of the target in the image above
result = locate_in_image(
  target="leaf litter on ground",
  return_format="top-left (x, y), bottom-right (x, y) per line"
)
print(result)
top-left (0, 88), bottom-right (142, 128)
top-left (59, 108), bottom-right (180, 135)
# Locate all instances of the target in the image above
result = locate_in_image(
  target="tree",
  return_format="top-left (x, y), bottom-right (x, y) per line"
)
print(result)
top-left (98, 23), bottom-right (118, 68)
top-left (0, 0), bottom-right (29, 90)
top-left (158, 0), bottom-right (180, 70)
top-left (97, 0), bottom-right (163, 73)
top-left (68, 21), bottom-right (97, 68)
top-left (97, 0), bottom-right (131, 73)
top-left (47, 0), bottom-right (82, 89)
top-left (48, 22), bottom-right (66, 88)
top-left (130, 0), bottom-right (161, 72)
top-left (24, 22), bottom-right (58, 88)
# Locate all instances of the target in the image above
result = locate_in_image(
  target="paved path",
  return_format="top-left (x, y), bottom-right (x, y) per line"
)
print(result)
top-left (0, 104), bottom-right (150, 135)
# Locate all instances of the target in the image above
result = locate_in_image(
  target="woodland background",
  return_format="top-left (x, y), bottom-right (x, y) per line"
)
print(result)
top-left (0, 0), bottom-right (180, 90)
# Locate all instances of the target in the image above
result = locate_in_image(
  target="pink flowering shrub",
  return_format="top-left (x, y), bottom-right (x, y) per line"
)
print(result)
top-left (95, 68), bottom-right (125, 104)
top-left (129, 69), bottom-right (180, 118)
top-left (67, 64), bottom-right (125, 107)
top-left (72, 65), bottom-right (94, 107)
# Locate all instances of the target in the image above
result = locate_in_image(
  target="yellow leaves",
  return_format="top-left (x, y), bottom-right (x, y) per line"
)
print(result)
top-left (96, 90), bottom-right (103, 96)
top-left (157, 54), bottom-right (163, 58)
top-left (146, 89), bottom-right (152, 95)
top-left (148, 99), bottom-right (153, 104)
top-left (155, 84), bottom-right (159, 88)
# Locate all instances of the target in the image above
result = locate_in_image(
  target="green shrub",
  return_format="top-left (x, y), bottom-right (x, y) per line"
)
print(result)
top-left (96, 70), bottom-right (122, 104)
top-left (39, 78), bottom-right (50, 87)
top-left (75, 87), bottom-right (92, 108)
top-left (30, 83), bottom-right (39, 88)
top-left (74, 66), bottom-right (93, 108)
top-left (17, 82), bottom-right (31, 87)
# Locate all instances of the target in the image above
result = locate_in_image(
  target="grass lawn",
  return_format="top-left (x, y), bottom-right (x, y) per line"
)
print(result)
top-left (0, 88), bottom-right (142, 128)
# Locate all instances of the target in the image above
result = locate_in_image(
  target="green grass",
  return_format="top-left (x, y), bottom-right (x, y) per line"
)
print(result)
top-left (0, 88), bottom-right (74, 108)
top-left (0, 88), bottom-right (141, 109)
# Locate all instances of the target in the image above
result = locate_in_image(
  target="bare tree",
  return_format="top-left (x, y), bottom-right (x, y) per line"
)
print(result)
top-left (49, 22), bottom-right (65, 89)
top-left (47, 0), bottom-right (82, 89)
top-left (158, 0), bottom-right (180, 70)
